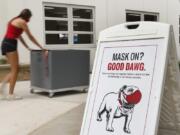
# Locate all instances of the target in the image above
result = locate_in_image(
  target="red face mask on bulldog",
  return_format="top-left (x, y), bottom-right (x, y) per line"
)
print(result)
top-left (125, 90), bottom-right (142, 105)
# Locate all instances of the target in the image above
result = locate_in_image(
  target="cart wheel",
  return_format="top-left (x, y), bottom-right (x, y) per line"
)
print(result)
top-left (30, 89), bottom-right (34, 94)
top-left (82, 88), bottom-right (88, 93)
top-left (49, 93), bottom-right (54, 98)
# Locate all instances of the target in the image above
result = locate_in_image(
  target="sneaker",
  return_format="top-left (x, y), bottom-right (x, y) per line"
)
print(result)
top-left (6, 94), bottom-right (23, 100)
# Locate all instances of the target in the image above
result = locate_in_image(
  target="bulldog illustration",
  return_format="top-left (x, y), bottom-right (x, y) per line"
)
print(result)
top-left (97, 85), bottom-right (142, 134)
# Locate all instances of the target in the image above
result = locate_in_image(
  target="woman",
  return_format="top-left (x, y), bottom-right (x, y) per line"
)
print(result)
top-left (0, 9), bottom-right (46, 100)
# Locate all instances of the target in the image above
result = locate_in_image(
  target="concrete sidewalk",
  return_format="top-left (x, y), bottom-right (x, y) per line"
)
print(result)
top-left (0, 81), bottom-right (87, 135)
top-left (29, 103), bottom-right (85, 135)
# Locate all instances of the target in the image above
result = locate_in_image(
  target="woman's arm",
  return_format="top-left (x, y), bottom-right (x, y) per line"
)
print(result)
top-left (19, 36), bottom-right (31, 51)
top-left (20, 21), bottom-right (45, 50)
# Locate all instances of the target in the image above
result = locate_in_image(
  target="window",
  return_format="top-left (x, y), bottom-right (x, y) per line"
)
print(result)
top-left (45, 20), bottom-right (68, 31)
top-left (126, 13), bottom-right (141, 22)
top-left (46, 34), bottom-right (68, 44)
top-left (73, 21), bottom-right (93, 31)
top-left (45, 6), bottom-right (67, 18)
top-left (43, 3), bottom-right (95, 47)
top-left (144, 14), bottom-right (157, 21)
top-left (73, 8), bottom-right (93, 19)
top-left (126, 10), bottom-right (159, 22)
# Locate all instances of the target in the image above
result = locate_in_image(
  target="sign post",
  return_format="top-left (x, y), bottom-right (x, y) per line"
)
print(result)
top-left (80, 22), bottom-right (180, 135)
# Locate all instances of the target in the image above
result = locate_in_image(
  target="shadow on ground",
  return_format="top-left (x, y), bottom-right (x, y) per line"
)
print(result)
top-left (32, 90), bottom-right (87, 98)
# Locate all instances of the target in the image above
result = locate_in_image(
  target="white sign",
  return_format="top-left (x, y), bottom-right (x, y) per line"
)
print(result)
top-left (80, 22), bottom-right (180, 135)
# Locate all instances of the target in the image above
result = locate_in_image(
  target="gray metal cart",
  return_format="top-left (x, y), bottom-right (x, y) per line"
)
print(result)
top-left (30, 50), bottom-right (90, 97)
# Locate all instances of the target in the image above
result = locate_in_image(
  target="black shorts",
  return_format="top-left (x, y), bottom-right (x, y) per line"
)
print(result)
top-left (1, 38), bottom-right (17, 55)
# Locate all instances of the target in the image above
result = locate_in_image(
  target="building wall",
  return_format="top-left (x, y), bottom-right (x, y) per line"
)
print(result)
top-left (95, 0), bottom-right (180, 59)
top-left (0, 1), bottom-right (8, 46)
top-left (167, 0), bottom-right (180, 58)
top-left (1, 0), bottom-right (180, 64)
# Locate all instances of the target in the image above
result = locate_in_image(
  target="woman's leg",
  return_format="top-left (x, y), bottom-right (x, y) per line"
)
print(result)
top-left (6, 51), bottom-right (19, 95)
